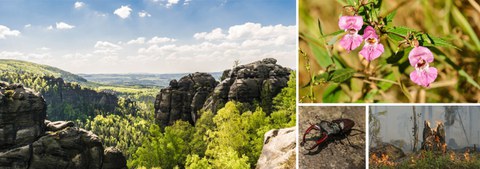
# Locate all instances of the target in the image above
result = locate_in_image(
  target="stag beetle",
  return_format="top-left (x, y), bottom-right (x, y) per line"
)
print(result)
top-left (301, 118), bottom-right (363, 151)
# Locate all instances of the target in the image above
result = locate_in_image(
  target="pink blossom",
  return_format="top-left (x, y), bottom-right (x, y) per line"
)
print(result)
top-left (359, 26), bottom-right (384, 61)
top-left (338, 16), bottom-right (363, 30)
top-left (338, 16), bottom-right (363, 52)
top-left (408, 46), bottom-right (437, 87)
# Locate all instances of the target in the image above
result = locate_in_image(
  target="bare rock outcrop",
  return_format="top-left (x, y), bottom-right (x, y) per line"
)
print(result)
top-left (204, 58), bottom-right (291, 113)
top-left (256, 127), bottom-right (296, 169)
top-left (154, 72), bottom-right (218, 127)
top-left (0, 82), bottom-right (126, 169)
top-left (154, 58), bottom-right (291, 127)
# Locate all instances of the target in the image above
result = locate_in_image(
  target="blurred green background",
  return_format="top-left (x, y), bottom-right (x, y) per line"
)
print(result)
top-left (299, 0), bottom-right (480, 103)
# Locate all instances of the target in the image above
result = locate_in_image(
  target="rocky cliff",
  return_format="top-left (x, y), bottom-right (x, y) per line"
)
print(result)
top-left (154, 58), bottom-right (291, 127)
top-left (0, 82), bottom-right (126, 169)
top-left (154, 72), bottom-right (218, 126)
top-left (42, 76), bottom-right (119, 121)
top-left (0, 72), bottom-right (120, 122)
top-left (256, 127), bottom-right (296, 169)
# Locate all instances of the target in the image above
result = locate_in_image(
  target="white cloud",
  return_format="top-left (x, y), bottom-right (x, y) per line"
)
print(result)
top-left (94, 41), bottom-right (122, 55)
top-left (138, 10), bottom-right (151, 17)
top-left (114, 5), bottom-right (132, 19)
top-left (24, 24), bottom-right (31, 28)
top-left (0, 51), bottom-right (51, 60)
top-left (0, 25), bottom-right (20, 39)
top-left (166, 0), bottom-right (180, 8)
top-left (56, 22), bottom-right (75, 30)
top-left (194, 28), bottom-right (226, 41)
top-left (184, 0), bottom-right (191, 5)
top-left (127, 37), bottom-right (146, 45)
top-left (135, 22), bottom-right (296, 72)
top-left (0, 51), bottom-right (23, 58)
top-left (2, 22), bottom-right (295, 74)
top-left (74, 1), bottom-right (85, 9)
top-left (47, 25), bottom-right (54, 30)
top-left (147, 36), bottom-right (176, 44)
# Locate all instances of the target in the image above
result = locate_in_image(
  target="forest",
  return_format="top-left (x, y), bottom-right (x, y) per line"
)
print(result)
top-left (0, 59), bottom-right (296, 168)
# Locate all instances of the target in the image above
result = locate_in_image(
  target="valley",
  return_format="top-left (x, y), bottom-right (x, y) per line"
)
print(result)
top-left (0, 58), bottom-right (296, 168)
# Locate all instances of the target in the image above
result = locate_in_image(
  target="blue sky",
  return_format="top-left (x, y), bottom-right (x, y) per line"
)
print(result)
top-left (0, 0), bottom-right (296, 73)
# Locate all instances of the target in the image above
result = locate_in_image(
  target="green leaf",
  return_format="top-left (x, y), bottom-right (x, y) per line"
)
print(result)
top-left (322, 30), bottom-right (344, 38)
top-left (385, 10), bottom-right (397, 22)
top-left (423, 34), bottom-right (458, 49)
top-left (428, 47), bottom-right (480, 89)
top-left (378, 73), bottom-right (396, 91)
top-left (387, 26), bottom-right (417, 37)
top-left (314, 72), bottom-right (331, 84)
top-left (452, 6), bottom-right (480, 50)
top-left (330, 68), bottom-right (355, 83)
top-left (317, 19), bottom-right (324, 36)
top-left (322, 83), bottom-right (341, 103)
top-left (387, 32), bottom-right (404, 42)
top-left (308, 43), bottom-right (333, 68)
top-left (387, 47), bottom-right (412, 64)
top-left (327, 34), bottom-right (340, 46)
top-left (365, 89), bottom-right (379, 101)
top-left (346, 0), bottom-right (356, 6)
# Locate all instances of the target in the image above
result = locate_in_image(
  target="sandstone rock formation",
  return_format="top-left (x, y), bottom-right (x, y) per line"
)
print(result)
top-left (204, 58), bottom-right (291, 113)
top-left (154, 72), bottom-right (218, 127)
top-left (42, 76), bottom-right (119, 121)
top-left (0, 82), bottom-right (46, 150)
top-left (154, 58), bottom-right (291, 127)
top-left (0, 82), bottom-right (126, 169)
top-left (256, 127), bottom-right (296, 169)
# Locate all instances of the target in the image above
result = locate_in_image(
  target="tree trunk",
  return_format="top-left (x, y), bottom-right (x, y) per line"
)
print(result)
top-left (412, 106), bottom-right (418, 152)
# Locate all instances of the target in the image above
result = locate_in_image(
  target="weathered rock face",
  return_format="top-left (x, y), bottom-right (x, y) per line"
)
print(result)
top-left (204, 58), bottom-right (291, 113)
top-left (154, 72), bottom-right (218, 127)
top-left (42, 76), bottom-right (119, 121)
top-left (256, 127), bottom-right (296, 169)
top-left (0, 82), bottom-right (46, 150)
top-left (103, 147), bottom-right (127, 169)
top-left (154, 58), bottom-right (291, 127)
top-left (0, 82), bottom-right (126, 169)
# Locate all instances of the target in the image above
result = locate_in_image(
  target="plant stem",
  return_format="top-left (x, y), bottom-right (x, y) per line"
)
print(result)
top-left (354, 73), bottom-right (400, 85)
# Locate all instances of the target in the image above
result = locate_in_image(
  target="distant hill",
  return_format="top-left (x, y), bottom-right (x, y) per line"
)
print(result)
top-left (0, 59), bottom-right (87, 83)
top-left (80, 72), bottom-right (223, 87)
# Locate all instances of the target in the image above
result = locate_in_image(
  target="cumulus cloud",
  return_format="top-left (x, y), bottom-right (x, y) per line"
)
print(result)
top-left (94, 41), bottom-right (122, 55)
top-left (184, 0), bottom-right (191, 5)
top-left (74, 1), bottom-right (85, 9)
top-left (166, 0), bottom-right (180, 8)
top-left (114, 5), bottom-right (132, 19)
top-left (127, 37), bottom-right (146, 45)
top-left (56, 22), bottom-right (75, 30)
top-left (6, 22), bottom-right (295, 73)
top-left (135, 22), bottom-right (296, 71)
top-left (193, 28), bottom-right (226, 41)
top-left (0, 25), bottom-right (20, 39)
top-left (147, 36), bottom-right (176, 44)
top-left (138, 10), bottom-right (151, 17)
top-left (24, 24), bottom-right (31, 28)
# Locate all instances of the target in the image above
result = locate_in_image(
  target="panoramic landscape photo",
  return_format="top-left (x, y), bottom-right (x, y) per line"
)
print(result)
top-left (0, 0), bottom-right (296, 168)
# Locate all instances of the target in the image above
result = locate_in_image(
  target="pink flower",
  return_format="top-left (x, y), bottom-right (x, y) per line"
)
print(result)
top-left (408, 46), bottom-right (438, 87)
top-left (338, 16), bottom-right (363, 52)
top-left (359, 26), bottom-right (384, 61)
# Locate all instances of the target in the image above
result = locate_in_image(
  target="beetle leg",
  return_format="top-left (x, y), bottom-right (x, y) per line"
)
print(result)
top-left (302, 124), bottom-right (320, 145)
top-left (304, 132), bottom-right (328, 150)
